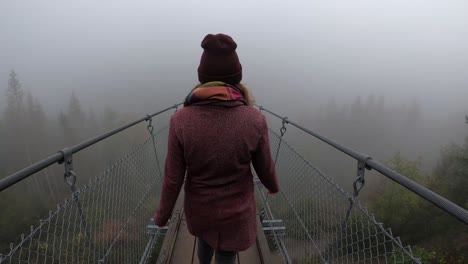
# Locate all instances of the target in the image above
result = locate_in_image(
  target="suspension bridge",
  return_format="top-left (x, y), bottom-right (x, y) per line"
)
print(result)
top-left (0, 103), bottom-right (467, 264)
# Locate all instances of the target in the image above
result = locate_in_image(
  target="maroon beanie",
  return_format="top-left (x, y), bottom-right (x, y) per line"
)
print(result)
top-left (198, 33), bottom-right (242, 85)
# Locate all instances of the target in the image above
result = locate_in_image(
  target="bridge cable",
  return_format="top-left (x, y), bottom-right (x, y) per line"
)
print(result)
top-left (258, 110), bottom-right (293, 264)
top-left (267, 116), bottom-right (288, 202)
top-left (146, 115), bottom-right (163, 183)
top-left (58, 147), bottom-right (93, 262)
top-left (330, 157), bottom-right (371, 263)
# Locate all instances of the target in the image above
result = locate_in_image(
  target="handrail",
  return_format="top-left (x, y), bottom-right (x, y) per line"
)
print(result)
top-left (0, 103), bottom-right (182, 192)
top-left (256, 104), bottom-right (468, 225)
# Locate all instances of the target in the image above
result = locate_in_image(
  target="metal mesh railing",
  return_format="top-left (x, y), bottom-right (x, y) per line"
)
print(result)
top-left (6, 102), bottom-right (467, 263)
top-left (0, 126), bottom-right (169, 264)
top-left (255, 129), bottom-right (421, 264)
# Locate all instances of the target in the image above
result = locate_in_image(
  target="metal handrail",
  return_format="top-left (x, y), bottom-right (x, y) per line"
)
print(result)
top-left (256, 104), bottom-right (468, 225)
top-left (2, 102), bottom-right (466, 224)
top-left (0, 103), bottom-right (182, 192)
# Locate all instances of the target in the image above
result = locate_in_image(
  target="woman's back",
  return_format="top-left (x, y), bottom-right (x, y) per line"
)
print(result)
top-left (154, 34), bottom-right (279, 261)
top-left (179, 101), bottom-right (265, 188)
top-left (157, 100), bottom-right (278, 251)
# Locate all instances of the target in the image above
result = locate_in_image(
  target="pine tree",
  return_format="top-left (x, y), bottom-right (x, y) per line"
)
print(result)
top-left (68, 92), bottom-right (84, 126)
top-left (86, 107), bottom-right (99, 137)
top-left (102, 106), bottom-right (119, 130)
top-left (0, 118), bottom-right (6, 177)
top-left (5, 70), bottom-right (24, 125)
top-left (58, 93), bottom-right (86, 145)
top-left (58, 110), bottom-right (72, 145)
top-left (4, 70), bottom-right (26, 171)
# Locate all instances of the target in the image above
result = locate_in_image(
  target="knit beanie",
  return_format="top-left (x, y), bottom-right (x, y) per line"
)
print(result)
top-left (197, 33), bottom-right (242, 85)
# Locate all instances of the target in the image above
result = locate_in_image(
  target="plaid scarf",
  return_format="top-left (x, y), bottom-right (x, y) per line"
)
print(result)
top-left (184, 81), bottom-right (245, 106)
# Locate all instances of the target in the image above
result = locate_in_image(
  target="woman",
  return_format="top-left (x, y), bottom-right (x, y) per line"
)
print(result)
top-left (154, 33), bottom-right (279, 264)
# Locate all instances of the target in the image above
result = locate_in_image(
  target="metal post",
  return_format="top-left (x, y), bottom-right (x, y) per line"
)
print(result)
top-left (139, 219), bottom-right (168, 264)
top-left (256, 182), bottom-right (292, 264)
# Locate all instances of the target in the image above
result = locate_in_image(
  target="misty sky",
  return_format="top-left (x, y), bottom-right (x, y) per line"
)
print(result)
top-left (1, 0), bottom-right (467, 118)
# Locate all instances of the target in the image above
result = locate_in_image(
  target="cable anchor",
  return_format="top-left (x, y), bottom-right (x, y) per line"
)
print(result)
top-left (58, 147), bottom-right (76, 188)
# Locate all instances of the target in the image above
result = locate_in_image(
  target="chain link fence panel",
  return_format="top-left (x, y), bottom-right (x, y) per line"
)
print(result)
top-left (255, 129), bottom-right (421, 264)
top-left (0, 127), bottom-right (169, 264)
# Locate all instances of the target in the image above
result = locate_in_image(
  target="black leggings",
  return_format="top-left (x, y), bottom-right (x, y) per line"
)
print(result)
top-left (197, 238), bottom-right (237, 264)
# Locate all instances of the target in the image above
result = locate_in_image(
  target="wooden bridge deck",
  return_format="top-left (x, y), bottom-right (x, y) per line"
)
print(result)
top-left (156, 194), bottom-right (274, 264)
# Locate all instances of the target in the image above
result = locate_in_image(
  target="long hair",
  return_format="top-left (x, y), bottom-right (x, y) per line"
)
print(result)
top-left (192, 83), bottom-right (255, 106)
top-left (235, 83), bottom-right (255, 106)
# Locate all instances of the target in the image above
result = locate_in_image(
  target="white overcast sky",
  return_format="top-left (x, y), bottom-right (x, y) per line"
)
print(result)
top-left (1, 0), bottom-right (467, 117)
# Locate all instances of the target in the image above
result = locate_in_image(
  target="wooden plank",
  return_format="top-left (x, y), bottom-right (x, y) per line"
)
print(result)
top-left (255, 215), bottom-right (273, 264)
top-left (156, 192), bottom-right (185, 264)
top-left (191, 240), bottom-right (242, 264)
top-left (192, 216), bottom-right (267, 264)
top-left (159, 193), bottom-right (269, 264)
top-left (238, 243), bottom-right (261, 264)
top-left (192, 237), bottom-right (199, 264)
top-left (192, 239), bottom-right (200, 264)
top-left (192, 238), bottom-right (215, 264)
top-left (170, 216), bottom-right (196, 264)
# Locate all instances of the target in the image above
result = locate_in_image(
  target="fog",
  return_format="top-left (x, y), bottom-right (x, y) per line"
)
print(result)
top-left (1, 0), bottom-right (467, 181)
top-left (1, 0), bottom-right (467, 116)
top-left (1, 1), bottom-right (468, 260)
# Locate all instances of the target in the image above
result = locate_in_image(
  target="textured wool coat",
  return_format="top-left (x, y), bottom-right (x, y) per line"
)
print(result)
top-left (154, 100), bottom-right (279, 251)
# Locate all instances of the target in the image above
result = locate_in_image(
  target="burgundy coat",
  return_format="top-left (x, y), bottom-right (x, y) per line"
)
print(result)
top-left (154, 100), bottom-right (279, 251)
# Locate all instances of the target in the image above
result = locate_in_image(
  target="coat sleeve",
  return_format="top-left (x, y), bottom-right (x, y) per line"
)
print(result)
top-left (154, 116), bottom-right (186, 226)
top-left (252, 115), bottom-right (279, 194)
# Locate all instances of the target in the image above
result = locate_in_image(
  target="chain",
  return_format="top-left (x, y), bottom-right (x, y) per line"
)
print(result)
top-left (146, 115), bottom-right (162, 182)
